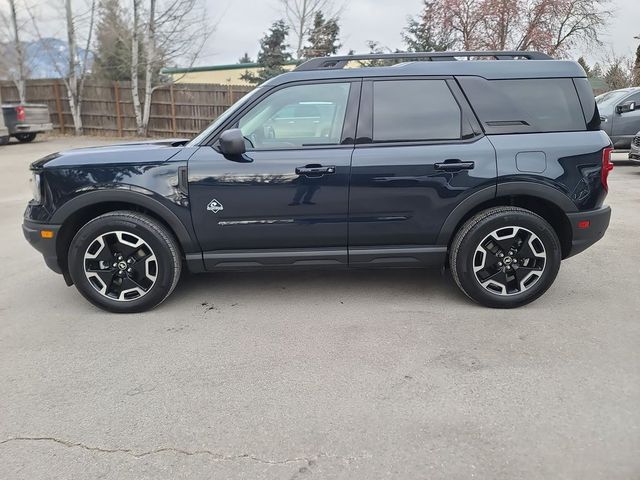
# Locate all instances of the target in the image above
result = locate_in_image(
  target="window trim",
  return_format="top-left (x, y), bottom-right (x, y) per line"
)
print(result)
top-left (203, 78), bottom-right (362, 151)
top-left (355, 76), bottom-right (482, 147)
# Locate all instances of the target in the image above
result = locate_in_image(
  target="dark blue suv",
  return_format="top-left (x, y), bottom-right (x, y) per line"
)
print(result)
top-left (23, 51), bottom-right (613, 312)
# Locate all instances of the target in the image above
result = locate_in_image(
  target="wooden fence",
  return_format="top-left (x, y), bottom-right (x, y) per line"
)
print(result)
top-left (0, 79), bottom-right (253, 138)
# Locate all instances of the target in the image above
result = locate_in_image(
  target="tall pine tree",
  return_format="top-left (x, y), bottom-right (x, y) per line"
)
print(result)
top-left (302, 12), bottom-right (340, 59)
top-left (92, 0), bottom-right (134, 81)
top-left (241, 20), bottom-right (291, 85)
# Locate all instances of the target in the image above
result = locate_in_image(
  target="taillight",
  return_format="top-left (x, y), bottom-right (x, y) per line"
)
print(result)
top-left (601, 147), bottom-right (614, 191)
top-left (15, 106), bottom-right (26, 121)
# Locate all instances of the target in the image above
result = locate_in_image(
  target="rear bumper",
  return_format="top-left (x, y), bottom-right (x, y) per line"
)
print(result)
top-left (565, 206), bottom-right (611, 258)
top-left (12, 123), bottom-right (53, 134)
top-left (23, 219), bottom-right (62, 274)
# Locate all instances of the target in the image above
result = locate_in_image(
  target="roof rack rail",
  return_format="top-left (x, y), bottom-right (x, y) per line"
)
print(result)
top-left (295, 51), bottom-right (552, 71)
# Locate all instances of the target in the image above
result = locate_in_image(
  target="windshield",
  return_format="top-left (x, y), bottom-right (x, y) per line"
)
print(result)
top-left (595, 89), bottom-right (632, 108)
top-left (188, 87), bottom-right (264, 146)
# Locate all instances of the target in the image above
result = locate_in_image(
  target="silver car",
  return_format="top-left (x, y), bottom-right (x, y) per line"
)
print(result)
top-left (596, 87), bottom-right (640, 149)
top-left (630, 131), bottom-right (640, 163)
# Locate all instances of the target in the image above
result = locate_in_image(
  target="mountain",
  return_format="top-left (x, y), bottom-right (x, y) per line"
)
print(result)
top-left (0, 38), bottom-right (93, 79)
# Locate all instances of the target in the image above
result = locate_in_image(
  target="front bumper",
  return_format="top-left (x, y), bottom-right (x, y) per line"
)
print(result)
top-left (565, 206), bottom-right (611, 258)
top-left (23, 219), bottom-right (62, 274)
top-left (630, 141), bottom-right (640, 162)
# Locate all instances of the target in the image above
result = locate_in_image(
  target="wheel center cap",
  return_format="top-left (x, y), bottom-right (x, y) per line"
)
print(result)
top-left (118, 261), bottom-right (128, 270)
top-left (503, 256), bottom-right (513, 265)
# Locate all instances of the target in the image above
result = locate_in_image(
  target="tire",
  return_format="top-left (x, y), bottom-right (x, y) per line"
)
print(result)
top-left (449, 206), bottom-right (561, 309)
top-left (68, 211), bottom-right (182, 313)
top-left (15, 133), bottom-right (37, 143)
top-left (0, 136), bottom-right (9, 145)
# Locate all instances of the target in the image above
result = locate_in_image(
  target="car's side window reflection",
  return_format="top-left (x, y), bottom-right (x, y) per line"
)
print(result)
top-left (237, 83), bottom-right (351, 150)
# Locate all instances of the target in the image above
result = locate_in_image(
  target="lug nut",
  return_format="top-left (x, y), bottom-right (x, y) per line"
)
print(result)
top-left (112, 263), bottom-right (117, 267)
top-left (498, 253), bottom-right (504, 258)
top-left (497, 261), bottom-right (503, 267)
top-left (127, 258), bottom-right (133, 264)
top-left (127, 268), bottom-right (132, 273)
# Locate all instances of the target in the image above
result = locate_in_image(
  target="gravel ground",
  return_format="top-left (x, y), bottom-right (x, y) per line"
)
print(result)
top-left (1, 135), bottom-right (638, 480)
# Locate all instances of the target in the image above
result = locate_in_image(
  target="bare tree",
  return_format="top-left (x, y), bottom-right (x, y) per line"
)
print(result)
top-left (278, 0), bottom-right (341, 59)
top-left (0, 0), bottom-right (29, 102)
top-left (409, 0), bottom-right (610, 57)
top-left (26, 0), bottom-right (96, 134)
top-left (130, 0), bottom-right (209, 136)
top-left (8, 0), bottom-right (27, 102)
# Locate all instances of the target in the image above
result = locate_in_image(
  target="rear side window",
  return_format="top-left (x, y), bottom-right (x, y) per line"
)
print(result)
top-left (372, 80), bottom-right (461, 142)
top-left (459, 77), bottom-right (586, 134)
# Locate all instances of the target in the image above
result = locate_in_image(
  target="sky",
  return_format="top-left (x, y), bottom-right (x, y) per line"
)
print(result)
top-left (202, 0), bottom-right (639, 67)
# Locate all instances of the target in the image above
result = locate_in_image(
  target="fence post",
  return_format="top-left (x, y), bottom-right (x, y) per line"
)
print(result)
top-left (169, 83), bottom-right (177, 137)
top-left (53, 81), bottom-right (65, 135)
top-left (113, 81), bottom-right (123, 137)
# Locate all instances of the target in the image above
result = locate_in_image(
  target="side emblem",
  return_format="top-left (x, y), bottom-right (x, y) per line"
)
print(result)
top-left (207, 199), bottom-right (224, 213)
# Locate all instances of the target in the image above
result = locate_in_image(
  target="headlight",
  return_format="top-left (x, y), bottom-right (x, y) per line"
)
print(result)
top-left (31, 172), bottom-right (42, 203)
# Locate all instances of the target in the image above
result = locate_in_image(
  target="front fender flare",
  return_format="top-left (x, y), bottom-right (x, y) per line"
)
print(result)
top-left (50, 188), bottom-right (199, 253)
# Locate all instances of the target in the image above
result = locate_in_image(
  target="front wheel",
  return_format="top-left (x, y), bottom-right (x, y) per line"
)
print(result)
top-left (450, 207), bottom-right (561, 309)
top-left (68, 211), bottom-right (182, 313)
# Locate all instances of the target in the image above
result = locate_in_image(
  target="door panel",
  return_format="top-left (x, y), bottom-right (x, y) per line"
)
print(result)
top-left (348, 137), bottom-right (497, 247)
top-left (188, 146), bottom-right (352, 254)
top-left (613, 92), bottom-right (640, 140)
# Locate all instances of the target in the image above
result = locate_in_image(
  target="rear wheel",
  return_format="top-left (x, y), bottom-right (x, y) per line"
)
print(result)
top-left (15, 132), bottom-right (37, 143)
top-left (450, 206), bottom-right (561, 308)
top-left (68, 211), bottom-right (181, 313)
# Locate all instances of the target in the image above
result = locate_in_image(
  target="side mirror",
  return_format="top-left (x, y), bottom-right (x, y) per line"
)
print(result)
top-left (219, 128), bottom-right (246, 156)
top-left (616, 101), bottom-right (636, 114)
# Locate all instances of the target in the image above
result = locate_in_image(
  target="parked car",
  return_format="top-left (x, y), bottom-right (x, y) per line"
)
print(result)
top-left (0, 114), bottom-right (8, 145)
top-left (23, 51), bottom-right (613, 313)
top-left (2, 103), bottom-right (53, 143)
top-left (630, 131), bottom-right (640, 163)
top-left (596, 87), bottom-right (640, 149)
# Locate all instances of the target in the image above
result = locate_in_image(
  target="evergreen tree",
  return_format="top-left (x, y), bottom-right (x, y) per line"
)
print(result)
top-left (302, 12), bottom-right (340, 59)
top-left (402, 0), bottom-right (454, 52)
top-left (92, 0), bottom-right (133, 81)
top-left (238, 52), bottom-right (253, 64)
top-left (633, 36), bottom-right (640, 86)
top-left (577, 56), bottom-right (592, 77)
top-left (241, 20), bottom-right (291, 85)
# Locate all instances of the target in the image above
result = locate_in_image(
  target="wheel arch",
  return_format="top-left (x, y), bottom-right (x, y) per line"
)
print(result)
top-left (52, 191), bottom-right (197, 282)
top-left (438, 183), bottom-right (575, 259)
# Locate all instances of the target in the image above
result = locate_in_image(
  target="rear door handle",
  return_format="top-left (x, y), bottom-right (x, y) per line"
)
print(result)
top-left (295, 165), bottom-right (336, 176)
top-left (434, 160), bottom-right (475, 171)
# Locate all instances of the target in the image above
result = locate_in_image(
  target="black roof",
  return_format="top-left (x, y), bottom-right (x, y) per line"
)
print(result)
top-left (263, 51), bottom-right (585, 87)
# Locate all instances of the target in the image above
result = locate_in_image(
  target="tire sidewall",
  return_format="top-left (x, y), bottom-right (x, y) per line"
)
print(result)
top-left (68, 215), bottom-right (177, 313)
top-left (455, 211), bottom-right (561, 308)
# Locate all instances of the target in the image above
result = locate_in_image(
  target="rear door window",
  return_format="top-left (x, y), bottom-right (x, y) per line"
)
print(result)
top-left (372, 80), bottom-right (462, 142)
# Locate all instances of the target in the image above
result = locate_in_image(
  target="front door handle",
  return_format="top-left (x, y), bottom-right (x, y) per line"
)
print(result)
top-left (434, 160), bottom-right (475, 171)
top-left (295, 164), bottom-right (336, 176)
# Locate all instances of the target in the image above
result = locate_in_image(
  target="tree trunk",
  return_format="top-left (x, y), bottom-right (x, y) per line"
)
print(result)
top-left (65, 0), bottom-right (82, 135)
top-left (296, 0), bottom-right (308, 60)
top-left (131, 0), bottom-right (143, 134)
top-left (141, 0), bottom-right (157, 136)
top-left (9, 0), bottom-right (26, 103)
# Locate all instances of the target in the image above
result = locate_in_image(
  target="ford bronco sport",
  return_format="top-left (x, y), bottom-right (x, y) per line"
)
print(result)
top-left (23, 51), bottom-right (613, 313)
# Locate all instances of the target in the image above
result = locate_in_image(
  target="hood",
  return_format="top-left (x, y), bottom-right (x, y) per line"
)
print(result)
top-left (31, 138), bottom-right (190, 170)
